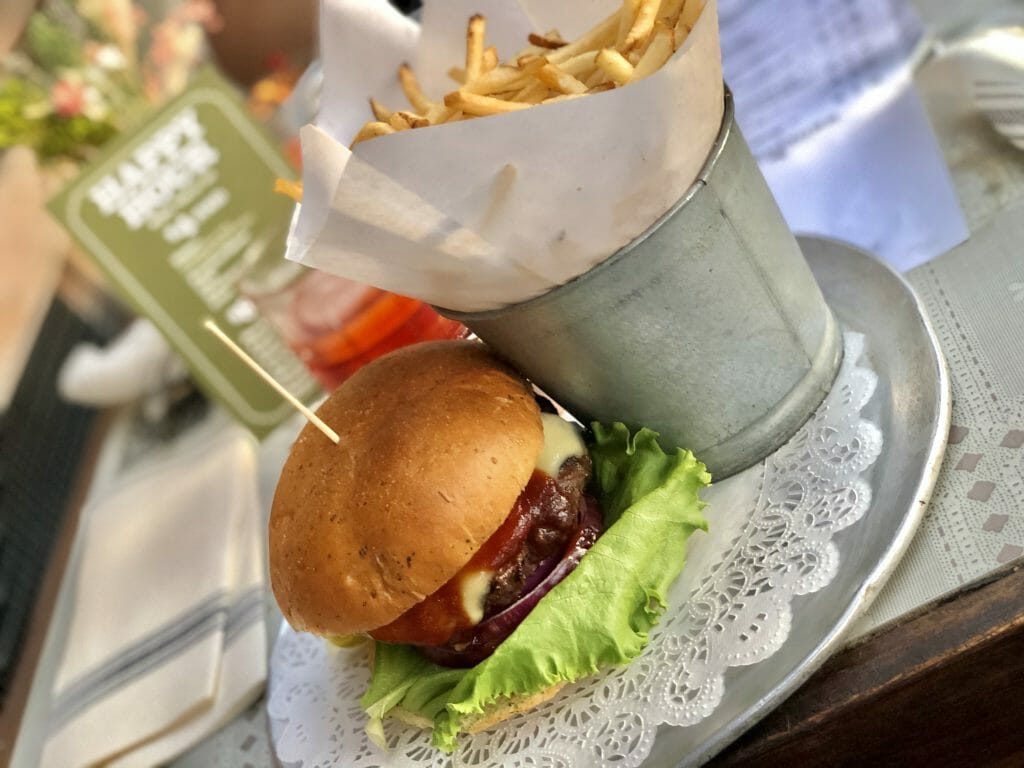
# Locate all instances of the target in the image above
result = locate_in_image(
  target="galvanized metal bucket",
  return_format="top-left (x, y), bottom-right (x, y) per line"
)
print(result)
top-left (439, 90), bottom-right (842, 479)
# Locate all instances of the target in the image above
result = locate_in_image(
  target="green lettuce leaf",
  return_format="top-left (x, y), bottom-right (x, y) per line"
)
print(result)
top-left (362, 423), bottom-right (710, 752)
top-left (361, 643), bottom-right (460, 748)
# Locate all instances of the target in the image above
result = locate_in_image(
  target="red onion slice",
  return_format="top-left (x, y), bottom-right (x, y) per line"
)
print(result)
top-left (421, 496), bottom-right (603, 668)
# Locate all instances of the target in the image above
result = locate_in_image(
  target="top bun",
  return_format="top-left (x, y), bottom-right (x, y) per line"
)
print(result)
top-left (269, 340), bottom-right (543, 637)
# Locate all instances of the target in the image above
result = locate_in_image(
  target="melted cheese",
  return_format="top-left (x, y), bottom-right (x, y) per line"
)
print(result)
top-left (459, 570), bottom-right (494, 625)
top-left (536, 413), bottom-right (587, 477)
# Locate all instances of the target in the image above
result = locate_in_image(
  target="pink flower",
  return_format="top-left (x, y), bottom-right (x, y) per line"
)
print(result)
top-left (180, 0), bottom-right (223, 32)
top-left (52, 78), bottom-right (86, 118)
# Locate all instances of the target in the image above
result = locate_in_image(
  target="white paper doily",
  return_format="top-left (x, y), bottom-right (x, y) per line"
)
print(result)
top-left (268, 331), bottom-right (882, 768)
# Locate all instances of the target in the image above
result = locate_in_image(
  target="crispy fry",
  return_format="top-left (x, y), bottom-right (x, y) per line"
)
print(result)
top-left (595, 48), bottom-right (635, 84)
top-left (425, 103), bottom-right (454, 123)
top-left (584, 68), bottom-right (609, 89)
top-left (398, 63), bottom-right (432, 114)
top-left (465, 14), bottom-right (486, 81)
top-left (548, 9), bottom-right (619, 63)
top-left (616, 0), bottom-right (641, 50)
top-left (537, 62), bottom-right (588, 95)
top-left (389, 110), bottom-right (430, 130)
top-left (541, 92), bottom-right (586, 105)
top-left (623, 0), bottom-right (659, 50)
top-left (353, 1), bottom-right (689, 146)
top-left (463, 64), bottom-right (535, 95)
top-left (679, 0), bottom-right (703, 30)
top-left (658, 0), bottom-right (687, 23)
top-left (523, 56), bottom-right (550, 75)
top-left (349, 121), bottom-right (395, 148)
top-left (369, 97), bottom-right (393, 122)
top-left (512, 80), bottom-right (549, 104)
top-left (388, 111), bottom-right (411, 130)
top-left (528, 31), bottom-right (567, 49)
top-left (274, 178), bottom-right (303, 203)
top-left (632, 21), bottom-right (674, 79)
top-left (444, 90), bottom-right (533, 116)
top-left (559, 50), bottom-right (601, 79)
top-left (673, 17), bottom-right (692, 49)
top-left (482, 46), bottom-right (499, 72)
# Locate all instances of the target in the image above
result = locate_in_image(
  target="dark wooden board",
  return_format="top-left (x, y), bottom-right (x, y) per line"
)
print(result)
top-left (711, 565), bottom-right (1024, 767)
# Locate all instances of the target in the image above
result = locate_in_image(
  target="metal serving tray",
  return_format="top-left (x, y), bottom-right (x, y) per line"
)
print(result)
top-left (647, 236), bottom-right (951, 767)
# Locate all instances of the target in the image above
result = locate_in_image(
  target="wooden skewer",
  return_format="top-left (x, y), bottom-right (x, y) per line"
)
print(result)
top-left (202, 318), bottom-right (340, 444)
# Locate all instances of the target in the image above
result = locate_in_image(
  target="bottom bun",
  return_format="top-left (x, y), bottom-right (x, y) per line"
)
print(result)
top-left (466, 683), bottom-right (566, 733)
top-left (365, 640), bottom-right (565, 735)
top-left (389, 683), bottom-right (566, 735)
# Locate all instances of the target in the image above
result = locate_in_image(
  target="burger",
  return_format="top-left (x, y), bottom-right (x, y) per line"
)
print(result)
top-left (271, 339), bottom-right (601, 662)
top-left (269, 340), bottom-right (710, 751)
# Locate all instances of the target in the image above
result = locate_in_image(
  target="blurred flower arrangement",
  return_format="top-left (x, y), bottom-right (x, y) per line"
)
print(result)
top-left (0, 0), bottom-right (222, 164)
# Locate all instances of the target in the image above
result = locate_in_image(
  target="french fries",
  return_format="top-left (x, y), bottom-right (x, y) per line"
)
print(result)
top-left (350, 121), bottom-right (396, 148)
top-left (465, 14), bottom-right (487, 81)
top-left (444, 91), bottom-right (533, 116)
top-left (595, 48), bottom-right (635, 85)
top-left (623, 0), bottom-right (660, 52)
top-left (274, 178), bottom-right (304, 203)
top-left (397, 63), bottom-right (433, 114)
top-left (482, 46), bottom-right (499, 73)
top-left (633, 22), bottom-right (676, 80)
top-left (369, 97), bottom-right (393, 122)
top-left (528, 31), bottom-right (567, 50)
top-left (537, 62), bottom-right (588, 95)
top-left (351, 0), bottom-right (705, 149)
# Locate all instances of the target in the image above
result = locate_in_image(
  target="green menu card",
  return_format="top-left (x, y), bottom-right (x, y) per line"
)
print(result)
top-left (51, 69), bottom-right (320, 438)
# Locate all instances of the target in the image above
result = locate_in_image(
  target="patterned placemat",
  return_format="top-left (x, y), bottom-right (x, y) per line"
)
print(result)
top-left (853, 199), bottom-right (1024, 635)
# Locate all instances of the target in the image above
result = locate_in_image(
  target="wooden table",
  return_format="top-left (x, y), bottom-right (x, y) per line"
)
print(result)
top-left (712, 563), bottom-right (1024, 767)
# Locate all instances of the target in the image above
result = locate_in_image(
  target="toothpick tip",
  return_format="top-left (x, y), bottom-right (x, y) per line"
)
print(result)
top-left (203, 317), bottom-right (341, 445)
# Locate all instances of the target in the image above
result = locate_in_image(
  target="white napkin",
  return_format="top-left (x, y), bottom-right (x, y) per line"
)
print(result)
top-left (41, 426), bottom-right (267, 768)
top-left (945, 26), bottom-right (1024, 151)
top-left (288, 0), bottom-right (724, 311)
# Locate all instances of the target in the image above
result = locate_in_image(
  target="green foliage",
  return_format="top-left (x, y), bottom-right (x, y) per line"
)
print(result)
top-left (1, 0), bottom-right (207, 163)
top-left (0, 77), bottom-right (117, 161)
top-left (25, 11), bottom-right (84, 70)
top-left (0, 79), bottom-right (45, 148)
top-left (38, 113), bottom-right (118, 160)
